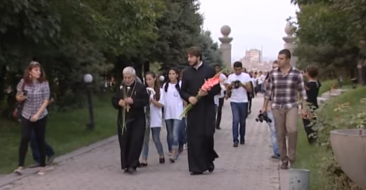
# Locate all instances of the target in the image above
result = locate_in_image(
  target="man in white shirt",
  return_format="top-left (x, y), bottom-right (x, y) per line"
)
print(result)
top-left (214, 64), bottom-right (227, 130)
top-left (257, 71), bottom-right (266, 93)
top-left (225, 61), bottom-right (252, 147)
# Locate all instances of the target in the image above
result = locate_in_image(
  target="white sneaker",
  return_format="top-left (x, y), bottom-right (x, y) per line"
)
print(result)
top-left (37, 168), bottom-right (46, 176)
top-left (13, 169), bottom-right (22, 175)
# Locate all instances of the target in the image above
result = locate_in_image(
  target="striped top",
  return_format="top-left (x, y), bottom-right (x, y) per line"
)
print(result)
top-left (17, 79), bottom-right (50, 119)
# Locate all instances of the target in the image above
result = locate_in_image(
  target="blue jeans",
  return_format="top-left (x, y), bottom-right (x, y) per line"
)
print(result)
top-left (141, 128), bottom-right (164, 160)
top-left (179, 117), bottom-right (187, 150)
top-left (230, 102), bottom-right (248, 143)
top-left (165, 119), bottom-right (182, 151)
top-left (30, 130), bottom-right (54, 163)
top-left (266, 111), bottom-right (280, 156)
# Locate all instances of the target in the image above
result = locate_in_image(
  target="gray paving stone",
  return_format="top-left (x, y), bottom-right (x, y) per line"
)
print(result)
top-left (0, 96), bottom-right (280, 190)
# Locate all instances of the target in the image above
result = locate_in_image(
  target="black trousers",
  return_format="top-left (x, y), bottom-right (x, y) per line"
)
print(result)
top-left (215, 98), bottom-right (224, 129)
top-left (247, 93), bottom-right (252, 112)
top-left (19, 116), bottom-right (47, 167)
top-left (302, 118), bottom-right (317, 144)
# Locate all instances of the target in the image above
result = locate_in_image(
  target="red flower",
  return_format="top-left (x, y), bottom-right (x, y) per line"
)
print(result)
top-left (179, 72), bottom-right (221, 118)
top-left (201, 74), bottom-right (220, 91)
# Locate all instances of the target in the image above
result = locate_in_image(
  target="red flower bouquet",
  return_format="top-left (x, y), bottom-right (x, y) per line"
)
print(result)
top-left (180, 72), bottom-right (221, 118)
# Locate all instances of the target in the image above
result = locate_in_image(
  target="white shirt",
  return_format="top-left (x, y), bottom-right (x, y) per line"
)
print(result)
top-left (149, 88), bottom-right (165, 128)
top-left (226, 72), bottom-right (251, 103)
top-left (214, 96), bottom-right (219, 106)
top-left (163, 82), bottom-right (183, 120)
top-left (214, 73), bottom-right (227, 99)
top-left (251, 78), bottom-right (256, 87)
top-left (257, 74), bottom-right (265, 85)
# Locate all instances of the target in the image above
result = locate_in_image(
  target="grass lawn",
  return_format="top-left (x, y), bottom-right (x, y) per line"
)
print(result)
top-left (294, 120), bottom-right (327, 189)
top-left (294, 86), bottom-right (366, 189)
top-left (0, 95), bottom-right (117, 174)
top-left (318, 79), bottom-right (352, 96)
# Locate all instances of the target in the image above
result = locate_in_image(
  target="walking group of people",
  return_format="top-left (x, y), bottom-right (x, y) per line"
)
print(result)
top-left (10, 47), bottom-right (320, 177)
top-left (112, 47), bottom-right (220, 175)
top-left (111, 47), bottom-right (321, 175)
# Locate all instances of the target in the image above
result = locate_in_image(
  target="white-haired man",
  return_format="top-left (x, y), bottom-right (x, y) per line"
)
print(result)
top-left (112, 66), bottom-right (149, 174)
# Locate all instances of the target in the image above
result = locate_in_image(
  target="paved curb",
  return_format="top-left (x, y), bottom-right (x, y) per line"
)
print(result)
top-left (279, 169), bottom-right (289, 190)
top-left (0, 135), bottom-right (118, 188)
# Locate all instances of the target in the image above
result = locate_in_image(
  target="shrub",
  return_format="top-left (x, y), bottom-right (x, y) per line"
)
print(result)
top-left (311, 96), bottom-right (366, 190)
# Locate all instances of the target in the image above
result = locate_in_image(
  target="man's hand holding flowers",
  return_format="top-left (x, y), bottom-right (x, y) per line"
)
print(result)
top-left (119, 99), bottom-right (126, 107)
top-left (188, 96), bottom-right (198, 105)
top-left (125, 97), bottom-right (133, 104)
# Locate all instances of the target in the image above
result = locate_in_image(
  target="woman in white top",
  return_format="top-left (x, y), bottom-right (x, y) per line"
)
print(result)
top-left (163, 68), bottom-right (184, 163)
top-left (140, 72), bottom-right (165, 166)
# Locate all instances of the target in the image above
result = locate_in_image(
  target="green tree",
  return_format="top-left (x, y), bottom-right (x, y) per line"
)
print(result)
top-left (0, 0), bottom-right (165, 112)
top-left (291, 0), bottom-right (366, 189)
top-left (0, 0), bottom-right (221, 115)
top-left (291, 1), bottom-right (360, 79)
top-left (198, 31), bottom-right (223, 66)
top-left (148, 0), bottom-right (203, 71)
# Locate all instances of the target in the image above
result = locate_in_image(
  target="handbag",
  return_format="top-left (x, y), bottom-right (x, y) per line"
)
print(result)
top-left (13, 82), bottom-right (26, 118)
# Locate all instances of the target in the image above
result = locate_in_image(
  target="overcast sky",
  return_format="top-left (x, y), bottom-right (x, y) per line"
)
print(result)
top-left (199, 0), bottom-right (298, 61)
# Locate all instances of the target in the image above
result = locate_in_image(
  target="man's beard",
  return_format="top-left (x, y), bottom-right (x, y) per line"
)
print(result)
top-left (192, 60), bottom-right (199, 67)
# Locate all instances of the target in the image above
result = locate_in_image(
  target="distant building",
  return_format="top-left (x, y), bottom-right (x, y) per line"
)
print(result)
top-left (238, 48), bottom-right (274, 72)
top-left (243, 49), bottom-right (262, 63)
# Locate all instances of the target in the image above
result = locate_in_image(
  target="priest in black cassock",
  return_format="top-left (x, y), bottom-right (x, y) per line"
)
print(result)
top-left (180, 47), bottom-right (221, 175)
top-left (112, 66), bottom-right (149, 174)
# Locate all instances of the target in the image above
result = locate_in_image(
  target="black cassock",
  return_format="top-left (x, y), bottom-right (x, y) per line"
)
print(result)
top-left (112, 81), bottom-right (149, 170)
top-left (180, 63), bottom-right (221, 173)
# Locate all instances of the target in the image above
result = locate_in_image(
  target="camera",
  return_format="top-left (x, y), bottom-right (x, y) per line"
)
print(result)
top-left (233, 80), bottom-right (241, 89)
top-left (255, 112), bottom-right (272, 123)
top-left (23, 90), bottom-right (28, 96)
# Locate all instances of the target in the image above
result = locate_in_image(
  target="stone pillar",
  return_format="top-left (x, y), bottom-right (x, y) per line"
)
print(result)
top-left (283, 22), bottom-right (297, 67)
top-left (219, 25), bottom-right (233, 70)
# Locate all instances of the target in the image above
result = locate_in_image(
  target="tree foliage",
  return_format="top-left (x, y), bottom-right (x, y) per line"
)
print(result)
top-left (292, 0), bottom-right (365, 79)
top-left (198, 31), bottom-right (223, 66)
top-left (0, 0), bottom-right (222, 116)
top-left (292, 0), bottom-right (366, 189)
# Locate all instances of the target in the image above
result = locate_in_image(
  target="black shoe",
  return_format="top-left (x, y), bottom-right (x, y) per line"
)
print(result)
top-left (169, 158), bottom-right (175, 163)
top-left (140, 162), bottom-right (148, 167)
top-left (271, 155), bottom-right (280, 159)
top-left (233, 142), bottom-right (239, 147)
top-left (240, 140), bottom-right (245, 145)
top-left (125, 167), bottom-right (136, 174)
top-left (208, 163), bottom-right (215, 173)
top-left (159, 158), bottom-right (165, 164)
top-left (190, 171), bottom-right (203, 175)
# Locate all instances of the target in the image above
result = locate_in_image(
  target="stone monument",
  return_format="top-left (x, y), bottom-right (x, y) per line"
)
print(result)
top-left (283, 22), bottom-right (297, 67)
top-left (219, 25), bottom-right (233, 70)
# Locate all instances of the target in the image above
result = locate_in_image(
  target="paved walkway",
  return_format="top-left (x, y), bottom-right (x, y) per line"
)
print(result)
top-left (0, 96), bottom-right (280, 190)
